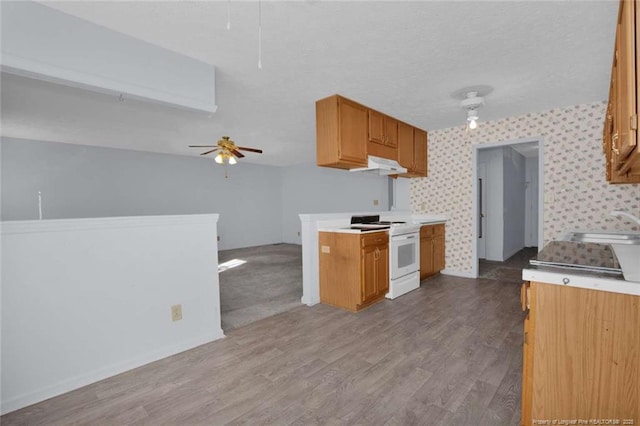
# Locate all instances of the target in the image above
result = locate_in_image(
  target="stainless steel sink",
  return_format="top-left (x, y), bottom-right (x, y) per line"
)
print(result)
top-left (565, 231), bottom-right (640, 245)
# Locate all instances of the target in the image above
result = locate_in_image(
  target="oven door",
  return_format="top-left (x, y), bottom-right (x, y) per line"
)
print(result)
top-left (390, 232), bottom-right (419, 279)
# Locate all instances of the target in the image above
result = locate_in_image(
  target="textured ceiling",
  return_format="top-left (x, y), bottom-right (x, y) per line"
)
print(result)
top-left (0, 1), bottom-right (618, 166)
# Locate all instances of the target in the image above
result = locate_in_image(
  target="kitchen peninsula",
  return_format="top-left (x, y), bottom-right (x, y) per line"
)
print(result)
top-left (299, 211), bottom-right (447, 309)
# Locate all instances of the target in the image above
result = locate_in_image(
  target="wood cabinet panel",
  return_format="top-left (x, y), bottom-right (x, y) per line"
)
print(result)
top-left (316, 94), bottom-right (427, 177)
top-left (377, 244), bottom-right (389, 295)
top-left (397, 121), bottom-right (415, 170)
top-left (419, 224), bottom-right (445, 280)
top-left (316, 95), bottom-right (368, 170)
top-left (521, 281), bottom-right (640, 423)
top-left (420, 235), bottom-right (434, 280)
top-left (397, 123), bottom-right (428, 177)
top-left (603, 0), bottom-right (640, 182)
top-left (413, 129), bottom-right (428, 176)
top-left (615, 0), bottom-right (637, 162)
top-left (368, 110), bottom-right (398, 148)
top-left (383, 116), bottom-right (398, 148)
top-left (368, 110), bottom-right (384, 145)
top-left (521, 281), bottom-right (534, 424)
top-left (319, 231), bottom-right (388, 312)
top-left (432, 236), bottom-right (445, 272)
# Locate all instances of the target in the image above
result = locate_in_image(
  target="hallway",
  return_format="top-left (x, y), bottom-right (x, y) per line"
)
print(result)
top-left (479, 247), bottom-right (538, 282)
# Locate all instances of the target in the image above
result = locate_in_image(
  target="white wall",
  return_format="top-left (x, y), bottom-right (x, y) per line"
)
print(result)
top-left (525, 156), bottom-right (539, 247)
top-left (280, 163), bottom-right (389, 244)
top-left (502, 147), bottom-right (526, 259)
top-left (1, 137), bottom-right (282, 250)
top-left (1, 214), bottom-right (223, 414)
top-left (392, 178), bottom-right (411, 211)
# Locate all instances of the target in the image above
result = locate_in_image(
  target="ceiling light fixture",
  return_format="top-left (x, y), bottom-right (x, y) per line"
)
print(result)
top-left (452, 86), bottom-right (492, 132)
top-left (460, 91), bottom-right (485, 131)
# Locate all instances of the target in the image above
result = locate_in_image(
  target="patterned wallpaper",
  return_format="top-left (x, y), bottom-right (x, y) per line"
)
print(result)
top-left (410, 102), bottom-right (640, 275)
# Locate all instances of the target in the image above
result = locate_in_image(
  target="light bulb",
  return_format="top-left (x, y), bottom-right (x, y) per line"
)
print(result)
top-left (214, 154), bottom-right (223, 164)
top-left (228, 156), bottom-right (237, 165)
top-left (469, 119), bottom-right (478, 130)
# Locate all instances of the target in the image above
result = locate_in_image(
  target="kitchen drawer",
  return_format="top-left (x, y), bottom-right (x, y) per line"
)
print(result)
top-left (361, 232), bottom-right (387, 247)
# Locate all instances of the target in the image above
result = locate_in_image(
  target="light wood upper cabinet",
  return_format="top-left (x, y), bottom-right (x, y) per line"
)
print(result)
top-left (316, 94), bottom-right (427, 177)
top-left (316, 95), bottom-right (368, 169)
top-left (413, 129), bottom-right (428, 176)
top-left (521, 281), bottom-right (640, 423)
top-left (397, 121), bottom-right (415, 170)
top-left (319, 231), bottom-right (388, 312)
top-left (368, 110), bottom-right (398, 148)
top-left (615, 0), bottom-right (637, 162)
top-left (397, 123), bottom-right (428, 177)
top-left (604, 0), bottom-right (639, 182)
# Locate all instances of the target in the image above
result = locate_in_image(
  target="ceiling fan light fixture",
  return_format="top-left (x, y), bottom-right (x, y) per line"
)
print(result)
top-left (214, 153), bottom-right (224, 164)
top-left (228, 156), bottom-right (237, 165)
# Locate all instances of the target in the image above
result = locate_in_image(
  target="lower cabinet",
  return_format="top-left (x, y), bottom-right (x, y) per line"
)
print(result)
top-left (319, 231), bottom-right (388, 312)
top-left (521, 281), bottom-right (640, 424)
top-left (420, 224), bottom-right (445, 280)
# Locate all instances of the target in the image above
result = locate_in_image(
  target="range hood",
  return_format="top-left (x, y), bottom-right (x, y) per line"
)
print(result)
top-left (350, 155), bottom-right (407, 176)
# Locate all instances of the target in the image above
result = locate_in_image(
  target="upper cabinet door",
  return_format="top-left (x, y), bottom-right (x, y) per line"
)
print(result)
top-left (368, 110), bottom-right (385, 145)
top-left (615, 0), bottom-right (637, 162)
top-left (413, 129), bottom-right (428, 176)
top-left (338, 98), bottom-right (369, 164)
top-left (397, 121), bottom-right (415, 170)
top-left (383, 116), bottom-right (398, 148)
top-left (368, 110), bottom-right (398, 148)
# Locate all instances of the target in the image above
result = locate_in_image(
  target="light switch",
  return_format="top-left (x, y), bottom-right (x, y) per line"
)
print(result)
top-left (321, 245), bottom-right (330, 253)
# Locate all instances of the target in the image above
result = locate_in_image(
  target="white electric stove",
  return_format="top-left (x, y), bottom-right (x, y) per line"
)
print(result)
top-left (349, 215), bottom-right (421, 299)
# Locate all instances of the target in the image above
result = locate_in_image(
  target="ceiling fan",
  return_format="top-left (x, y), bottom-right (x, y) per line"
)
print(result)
top-left (189, 136), bottom-right (263, 165)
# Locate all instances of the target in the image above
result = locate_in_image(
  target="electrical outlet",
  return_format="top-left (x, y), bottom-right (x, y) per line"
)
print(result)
top-left (171, 304), bottom-right (182, 321)
top-left (297, 231), bottom-right (301, 237)
top-left (217, 235), bottom-right (220, 241)
top-left (373, 199), bottom-right (379, 206)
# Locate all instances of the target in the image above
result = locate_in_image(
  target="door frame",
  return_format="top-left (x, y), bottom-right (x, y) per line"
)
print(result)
top-left (471, 136), bottom-right (544, 278)
top-left (477, 162), bottom-right (487, 259)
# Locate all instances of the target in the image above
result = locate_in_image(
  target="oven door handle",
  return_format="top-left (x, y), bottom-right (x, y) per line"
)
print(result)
top-left (392, 234), bottom-right (417, 241)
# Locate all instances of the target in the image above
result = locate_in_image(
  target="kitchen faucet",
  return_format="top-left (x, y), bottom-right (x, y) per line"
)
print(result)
top-left (610, 210), bottom-right (640, 227)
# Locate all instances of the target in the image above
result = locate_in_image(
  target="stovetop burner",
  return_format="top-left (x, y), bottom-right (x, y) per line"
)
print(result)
top-left (348, 225), bottom-right (391, 231)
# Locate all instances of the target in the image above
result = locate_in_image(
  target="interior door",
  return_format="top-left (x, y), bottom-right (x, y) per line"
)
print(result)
top-left (478, 162), bottom-right (487, 259)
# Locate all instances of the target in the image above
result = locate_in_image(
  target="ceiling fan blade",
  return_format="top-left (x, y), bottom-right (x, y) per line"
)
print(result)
top-left (189, 145), bottom-right (217, 147)
top-left (231, 149), bottom-right (245, 158)
top-left (236, 146), bottom-right (263, 154)
top-left (200, 148), bottom-right (219, 156)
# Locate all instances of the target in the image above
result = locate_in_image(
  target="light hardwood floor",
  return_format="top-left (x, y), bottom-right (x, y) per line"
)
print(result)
top-left (2, 274), bottom-right (525, 425)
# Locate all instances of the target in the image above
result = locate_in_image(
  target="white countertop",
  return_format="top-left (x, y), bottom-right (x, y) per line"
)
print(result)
top-left (318, 227), bottom-right (389, 234)
top-left (316, 213), bottom-right (447, 235)
top-left (523, 263), bottom-right (640, 297)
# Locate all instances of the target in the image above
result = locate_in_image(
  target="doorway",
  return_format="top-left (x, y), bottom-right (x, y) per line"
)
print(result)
top-left (472, 137), bottom-right (543, 278)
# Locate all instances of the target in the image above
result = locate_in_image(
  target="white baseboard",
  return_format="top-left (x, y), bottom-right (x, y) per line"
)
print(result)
top-left (1, 330), bottom-right (225, 415)
top-left (441, 269), bottom-right (477, 279)
top-left (301, 295), bottom-right (319, 306)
